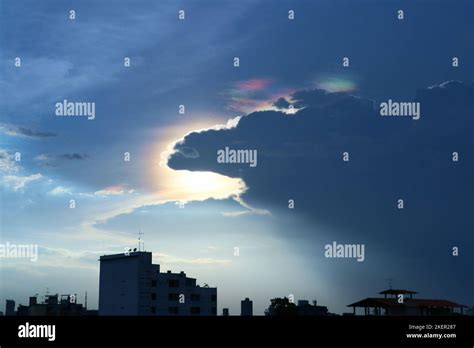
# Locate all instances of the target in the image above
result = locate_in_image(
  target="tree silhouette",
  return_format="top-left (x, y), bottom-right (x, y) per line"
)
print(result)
top-left (267, 297), bottom-right (298, 316)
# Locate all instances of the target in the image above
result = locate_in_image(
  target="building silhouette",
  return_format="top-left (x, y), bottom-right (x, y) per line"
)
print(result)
top-left (296, 300), bottom-right (329, 316)
top-left (4, 294), bottom-right (96, 316)
top-left (265, 297), bottom-right (330, 316)
top-left (348, 289), bottom-right (467, 316)
top-left (5, 299), bottom-right (15, 316)
top-left (222, 308), bottom-right (229, 316)
top-left (99, 251), bottom-right (217, 316)
top-left (241, 298), bottom-right (253, 316)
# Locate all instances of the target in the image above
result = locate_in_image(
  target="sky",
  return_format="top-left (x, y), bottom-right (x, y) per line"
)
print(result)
top-left (0, 0), bottom-right (473, 315)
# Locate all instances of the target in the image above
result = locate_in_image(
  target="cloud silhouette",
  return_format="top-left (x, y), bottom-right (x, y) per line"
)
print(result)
top-left (273, 97), bottom-right (291, 109)
top-left (167, 81), bottom-right (473, 297)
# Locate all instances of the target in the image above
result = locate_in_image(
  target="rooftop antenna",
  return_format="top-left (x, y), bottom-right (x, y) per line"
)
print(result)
top-left (85, 291), bottom-right (87, 310)
top-left (385, 277), bottom-right (393, 290)
top-left (138, 229), bottom-right (144, 251)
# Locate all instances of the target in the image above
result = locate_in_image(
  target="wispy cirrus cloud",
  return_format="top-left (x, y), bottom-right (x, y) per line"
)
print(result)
top-left (94, 184), bottom-right (134, 196)
top-left (35, 153), bottom-right (89, 166)
top-left (60, 153), bottom-right (88, 160)
top-left (0, 149), bottom-right (42, 191)
top-left (48, 186), bottom-right (73, 195)
top-left (0, 123), bottom-right (57, 138)
top-left (2, 173), bottom-right (42, 192)
top-left (0, 149), bottom-right (19, 173)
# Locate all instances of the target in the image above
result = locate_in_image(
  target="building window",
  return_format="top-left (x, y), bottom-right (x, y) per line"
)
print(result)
top-left (151, 293), bottom-right (156, 300)
top-left (211, 294), bottom-right (217, 302)
top-left (151, 306), bottom-right (156, 314)
top-left (168, 279), bottom-right (179, 288)
top-left (168, 307), bottom-right (179, 315)
top-left (168, 293), bottom-right (179, 301)
top-left (191, 294), bottom-right (200, 302)
top-left (190, 307), bottom-right (201, 315)
top-left (151, 280), bottom-right (157, 287)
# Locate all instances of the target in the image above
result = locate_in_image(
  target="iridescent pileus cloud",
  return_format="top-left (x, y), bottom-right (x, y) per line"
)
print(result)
top-left (225, 78), bottom-right (295, 113)
top-left (235, 78), bottom-right (273, 91)
top-left (316, 76), bottom-right (357, 93)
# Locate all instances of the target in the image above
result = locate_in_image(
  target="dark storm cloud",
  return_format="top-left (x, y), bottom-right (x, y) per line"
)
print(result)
top-left (273, 97), bottom-right (291, 109)
top-left (168, 81), bottom-right (474, 295)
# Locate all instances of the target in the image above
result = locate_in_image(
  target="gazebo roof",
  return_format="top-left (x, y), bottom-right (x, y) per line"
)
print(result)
top-left (348, 297), bottom-right (467, 308)
top-left (379, 289), bottom-right (418, 295)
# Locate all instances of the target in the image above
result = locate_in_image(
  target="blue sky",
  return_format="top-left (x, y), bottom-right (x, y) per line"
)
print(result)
top-left (0, 0), bottom-right (473, 315)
